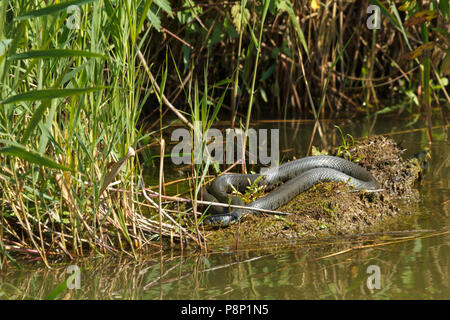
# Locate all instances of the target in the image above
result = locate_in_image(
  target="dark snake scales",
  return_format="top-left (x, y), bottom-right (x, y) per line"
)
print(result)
top-left (200, 155), bottom-right (379, 227)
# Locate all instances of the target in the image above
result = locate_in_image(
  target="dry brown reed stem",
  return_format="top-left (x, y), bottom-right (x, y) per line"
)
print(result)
top-left (313, 229), bottom-right (450, 262)
top-left (133, 211), bottom-right (191, 241)
top-left (192, 193), bottom-right (203, 248)
top-left (146, 228), bottom-right (440, 261)
top-left (16, 190), bottom-right (49, 267)
top-left (161, 26), bottom-right (193, 49)
top-left (158, 139), bottom-right (165, 248)
top-left (139, 178), bottom-right (197, 243)
top-left (383, 125), bottom-right (447, 137)
top-left (136, 48), bottom-right (194, 131)
top-left (147, 160), bottom-right (240, 199)
top-left (144, 188), bottom-right (294, 216)
top-left (336, 65), bottom-right (421, 88)
top-left (113, 181), bottom-right (295, 217)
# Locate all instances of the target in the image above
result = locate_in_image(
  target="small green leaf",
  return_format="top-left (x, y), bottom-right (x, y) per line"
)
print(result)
top-left (147, 8), bottom-right (161, 31)
top-left (2, 87), bottom-right (107, 143)
top-left (212, 78), bottom-right (232, 87)
top-left (260, 64), bottom-right (275, 82)
top-left (154, 0), bottom-right (173, 17)
top-left (260, 87), bottom-right (268, 102)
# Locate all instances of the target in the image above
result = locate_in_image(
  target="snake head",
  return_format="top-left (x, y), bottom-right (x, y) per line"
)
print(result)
top-left (202, 213), bottom-right (239, 228)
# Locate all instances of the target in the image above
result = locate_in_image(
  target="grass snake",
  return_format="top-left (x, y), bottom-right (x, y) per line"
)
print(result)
top-left (200, 155), bottom-right (379, 227)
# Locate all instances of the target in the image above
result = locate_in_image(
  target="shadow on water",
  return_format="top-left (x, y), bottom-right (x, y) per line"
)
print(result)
top-left (1, 117), bottom-right (448, 299)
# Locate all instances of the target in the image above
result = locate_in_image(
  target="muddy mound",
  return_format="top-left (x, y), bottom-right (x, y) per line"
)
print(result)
top-left (205, 136), bottom-right (425, 246)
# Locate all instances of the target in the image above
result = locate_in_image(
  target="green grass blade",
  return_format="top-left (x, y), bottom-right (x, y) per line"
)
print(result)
top-left (276, 0), bottom-right (309, 56)
top-left (207, 87), bottom-right (227, 131)
top-left (1, 87), bottom-right (107, 104)
top-left (137, 0), bottom-right (154, 34)
top-left (21, 100), bottom-right (51, 144)
top-left (44, 269), bottom-right (80, 300)
top-left (439, 0), bottom-right (449, 18)
top-left (0, 145), bottom-right (73, 172)
top-left (15, 0), bottom-right (97, 21)
top-left (44, 278), bottom-right (68, 300)
top-left (1, 87), bottom-right (106, 144)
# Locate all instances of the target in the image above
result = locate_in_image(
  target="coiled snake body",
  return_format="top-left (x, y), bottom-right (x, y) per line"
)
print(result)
top-left (201, 155), bottom-right (379, 227)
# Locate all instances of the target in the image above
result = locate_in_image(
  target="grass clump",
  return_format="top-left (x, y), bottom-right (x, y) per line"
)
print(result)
top-left (0, 0), bottom-right (198, 267)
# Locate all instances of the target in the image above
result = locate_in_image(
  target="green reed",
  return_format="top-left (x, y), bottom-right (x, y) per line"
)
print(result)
top-left (0, 0), bottom-right (174, 266)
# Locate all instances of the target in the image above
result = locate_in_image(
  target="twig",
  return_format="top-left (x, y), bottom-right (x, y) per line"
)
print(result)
top-left (161, 27), bottom-right (193, 49)
top-left (136, 48), bottom-right (194, 130)
top-left (144, 188), bottom-right (293, 216)
top-left (158, 139), bottom-right (165, 247)
top-left (140, 178), bottom-right (194, 241)
top-left (313, 230), bottom-right (450, 261)
top-left (347, 188), bottom-right (385, 193)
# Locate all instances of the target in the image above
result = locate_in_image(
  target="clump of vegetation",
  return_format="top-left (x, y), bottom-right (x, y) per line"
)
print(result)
top-left (334, 125), bottom-right (357, 162)
top-left (229, 175), bottom-right (266, 204)
top-left (0, 0), bottom-right (203, 268)
top-left (206, 136), bottom-right (424, 246)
